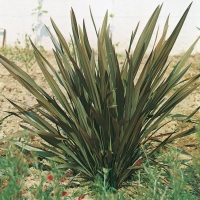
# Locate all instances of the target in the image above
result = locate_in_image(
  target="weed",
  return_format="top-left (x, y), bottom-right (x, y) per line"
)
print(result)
top-left (0, 34), bottom-right (45, 71)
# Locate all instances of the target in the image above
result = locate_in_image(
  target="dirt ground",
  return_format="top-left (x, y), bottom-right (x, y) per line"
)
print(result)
top-left (0, 52), bottom-right (200, 156)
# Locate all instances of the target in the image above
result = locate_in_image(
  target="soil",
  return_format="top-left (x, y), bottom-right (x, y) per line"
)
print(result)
top-left (0, 51), bottom-right (200, 198)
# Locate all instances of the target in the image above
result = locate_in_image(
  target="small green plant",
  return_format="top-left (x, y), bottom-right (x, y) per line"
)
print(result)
top-left (0, 3), bottom-right (199, 190)
top-left (12, 34), bottom-right (37, 71)
top-left (186, 130), bottom-right (200, 197)
top-left (32, 0), bottom-right (48, 34)
top-left (90, 172), bottom-right (127, 200)
top-left (0, 143), bottom-right (28, 199)
top-left (0, 34), bottom-right (45, 71)
top-left (0, 141), bottom-right (87, 199)
top-left (129, 147), bottom-right (199, 199)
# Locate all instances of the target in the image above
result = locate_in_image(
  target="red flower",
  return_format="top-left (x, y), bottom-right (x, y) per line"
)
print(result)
top-left (136, 160), bottom-right (142, 166)
top-left (61, 177), bottom-right (66, 183)
top-left (47, 174), bottom-right (53, 181)
top-left (16, 180), bottom-right (20, 185)
top-left (78, 194), bottom-right (85, 200)
top-left (62, 191), bottom-right (68, 196)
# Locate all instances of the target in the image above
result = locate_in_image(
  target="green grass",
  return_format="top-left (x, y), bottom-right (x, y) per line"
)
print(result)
top-left (0, 135), bottom-right (199, 199)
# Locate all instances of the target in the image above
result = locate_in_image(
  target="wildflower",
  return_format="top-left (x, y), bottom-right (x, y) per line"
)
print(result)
top-left (78, 194), bottom-right (85, 200)
top-left (136, 160), bottom-right (142, 166)
top-left (47, 174), bottom-right (53, 181)
top-left (62, 191), bottom-right (68, 196)
top-left (61, 177), bottom-right (66, 183)
top-left (16, 180), bottom-right (20, 185)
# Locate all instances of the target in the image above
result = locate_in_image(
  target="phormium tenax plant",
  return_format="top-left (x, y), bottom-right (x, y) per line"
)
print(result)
top-left (0, 3), bottom-right (199, 189)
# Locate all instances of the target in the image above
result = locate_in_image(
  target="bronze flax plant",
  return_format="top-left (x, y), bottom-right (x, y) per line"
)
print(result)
top-left (0, 3), bottom-right (199, 188)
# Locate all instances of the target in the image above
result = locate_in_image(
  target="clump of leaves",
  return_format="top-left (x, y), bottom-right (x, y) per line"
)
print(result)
top-left (0, 3), bottom-right (199, 189)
